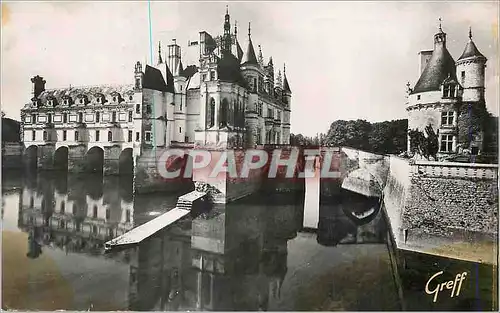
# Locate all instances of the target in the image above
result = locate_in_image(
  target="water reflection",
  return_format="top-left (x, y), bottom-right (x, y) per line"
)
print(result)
top-left (17, 172), bottom-right (135, 259)
top-left (125, 190), bottom-right (387, 311)
top-left (3, 171), bottom-right (394, 311)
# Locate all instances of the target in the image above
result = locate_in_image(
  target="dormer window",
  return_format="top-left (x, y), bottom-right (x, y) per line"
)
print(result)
top-left (80, 98), bottom-right (84, 104)
top-left (62, 96), bottom-right (72, 106)
top-left (129, 95), bottom-right (133, 101)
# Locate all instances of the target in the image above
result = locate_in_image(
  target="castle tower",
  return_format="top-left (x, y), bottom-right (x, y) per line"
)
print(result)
top-left (456, 27), bottom-right (487, 102)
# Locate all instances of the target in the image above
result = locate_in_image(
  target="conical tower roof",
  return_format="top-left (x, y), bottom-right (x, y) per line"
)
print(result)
top-left (283, 64), bottom-right (291, 93)
top-left (458, 27), bottom-right (486, 61)
top-left (411, 24), bottom-right (457, 94)
top-left (241, 22), bottom-right (258, 65)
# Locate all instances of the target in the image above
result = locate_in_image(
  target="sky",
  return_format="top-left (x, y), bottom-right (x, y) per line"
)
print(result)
top-left (1, 1), bottom-right (499, 136)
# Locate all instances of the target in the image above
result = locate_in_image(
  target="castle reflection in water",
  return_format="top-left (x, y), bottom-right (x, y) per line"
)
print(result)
top-left (14, 172), bottom-right (386, 311)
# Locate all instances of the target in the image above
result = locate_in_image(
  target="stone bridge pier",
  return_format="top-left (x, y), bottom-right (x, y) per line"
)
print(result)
top-left (68, 144), bottom-right (88, 174)
top-left (36, 144), bottom-right (56, 171)
top-left (103, 145), bottom-right (122, 176)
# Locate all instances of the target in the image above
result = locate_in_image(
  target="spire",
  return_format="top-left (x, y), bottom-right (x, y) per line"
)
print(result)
top-left (268, 57), bottom-right (273, 66)
top-left (283, 63), bottom-right (291, 93)
top-left (458, 25), bottom-right (486, 61)
top-left (258, 45), bottom-right (264, 66)
top-left (241, 21), bottom-right (258, 65)
top-left (434, 17), bottom-right (446, 46)
top-left (158, 41), bottom-right (163, 64)
top-left (223, 6), bottom-right (231, 53)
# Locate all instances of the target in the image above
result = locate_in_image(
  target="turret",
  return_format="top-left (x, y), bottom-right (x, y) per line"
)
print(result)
top-left (134, 62), bottom-right (143, 90)
top-left (456, 27), bottom-right (487, 102)
top-left (241, 22), bottom-right (260, 93)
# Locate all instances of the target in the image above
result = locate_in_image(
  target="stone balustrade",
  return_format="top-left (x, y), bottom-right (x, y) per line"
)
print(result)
top-left (410, 160), bottom-right (498, 180)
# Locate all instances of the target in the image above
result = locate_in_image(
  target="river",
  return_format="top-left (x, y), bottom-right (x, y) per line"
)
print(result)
top-left (1, 170), bottom-right (495, 311)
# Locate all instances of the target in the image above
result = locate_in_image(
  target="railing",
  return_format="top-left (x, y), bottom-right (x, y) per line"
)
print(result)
top-left (410, 160), bottom-right (498, 179)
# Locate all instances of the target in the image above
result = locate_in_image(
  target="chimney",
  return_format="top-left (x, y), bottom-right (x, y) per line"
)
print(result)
top-left (168, 39), bottom-right (181, 76)
top-left (30, 75), bottom-right (46, 100)
top-left (418, 50), bottom-right (433, 75)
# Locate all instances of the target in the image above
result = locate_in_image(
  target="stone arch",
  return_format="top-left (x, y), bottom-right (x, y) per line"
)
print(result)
top-left (341, 168), bottom-right (382, 198)
top-left (53, 146), bottom-right (69, 171)
top-left (219, 98), bottom-right (229, 127)
top-left (24, 145), bottom-right (38, 171)
top-left (85, 146), bottom-right (104, 175)
top-left (206, 97), bottom-right (215, 128)
top-left (118, 148), bottom-right (134, 176)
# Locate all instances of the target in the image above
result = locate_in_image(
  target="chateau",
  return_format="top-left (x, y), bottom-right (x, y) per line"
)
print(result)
top-left (20, 8), bottom-right (291, 175)
top-left (406, 22), bottom-right (488, 158)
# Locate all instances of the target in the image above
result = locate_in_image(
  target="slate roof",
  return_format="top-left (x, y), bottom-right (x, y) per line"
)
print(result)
top-left (218, 51), bottom-right (247, 87)
top-left (458, 39), bottom-right (486, 61)
top-left (241, 36), bottom-right (258, 65)
top-left (26, 84), bottom-right (135, 108)
top-left (283, 75), bottom-right (291, 93)
top-left (144, 64), bottom-right (174, 93)
top-left (411, 44), bottom-right (457, 94)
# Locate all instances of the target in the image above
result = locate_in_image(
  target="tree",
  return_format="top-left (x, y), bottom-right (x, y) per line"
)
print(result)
top-left (408, 124), bottom-right (438, 160)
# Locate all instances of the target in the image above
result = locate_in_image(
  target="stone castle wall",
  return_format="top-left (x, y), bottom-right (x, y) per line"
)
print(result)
top-left (382, 156), bottom-right (498, 263)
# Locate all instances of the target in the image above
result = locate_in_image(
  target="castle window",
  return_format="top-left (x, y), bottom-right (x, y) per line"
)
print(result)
top-left (63, 130), bottom-right (67, 141)
top-left (128, 131), bottom-right (132, 142)
top-left (179, 127), bottom-right (182, 133)
top-left (441, 111), bottom-right (454, 126)
top-left (417, 95), bottom-right (421, 100)
top-left (219, 98), bottom-right (229, 127)
top-left (145, 105), bottom-right (152, 114)
top-left (126, 210), bottom-right (130, 223)
top-left (180, 102), bottom-right (183, 111)
top-left (136, 104), bottom-right (140, 114)
top-left (43, 131), bottom-right (48, 141)
top-left (440, 135), bottom-right (454, 152)
top-left (96, 112), bottom-right (100, 123)
top-left (95, 130), bottom-right (100, 141)
top-left (106, 209), bottom-right (110, 220)
top-left (60, 201), bottom-right (65, 214)
top-left (75, 131), bottom-right (79, 141)
top-left (108, 131), bottom-right (113, 142)
top-left (461, 71), bottom-right (465, 84)
top-left (129, 95), bottom-right (133, 101)
top-left (92, 225), bottom-right (98, 234)
top-left (128, 111), bottom-right (133, 122)
top-left (443, 85), bottom-right (451, 98)
top-left (32, 114), bottom-right (37, 124)
top-left (63, 113), bottom-right (67, 123)
top-left (136, 132), bottom-right (140, 141)
top-left (80, 98), bottom-right (84, 104)
top-left (206, 98), bottom-right (215, 128)
top-left (48, 113), bottom-right (52, 123)
top-left (135, 78), bottom-right (141, 89)
top-left (253, 78), bottom-right (257, 92)
top-left (112, 112), bottom-right (117, 122)
top-left (32, 130), bottom-right (35, 140)
top-left (449, 85), bottom-right (456, 97)
top-left (78, 112), bottom-right (83, 123)
top-left (202, 74), bottom-right (207, 81)
top-left (113, 96), bottom-right (117, 102)
top-left (145, 131), bottom-right (152, 142)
